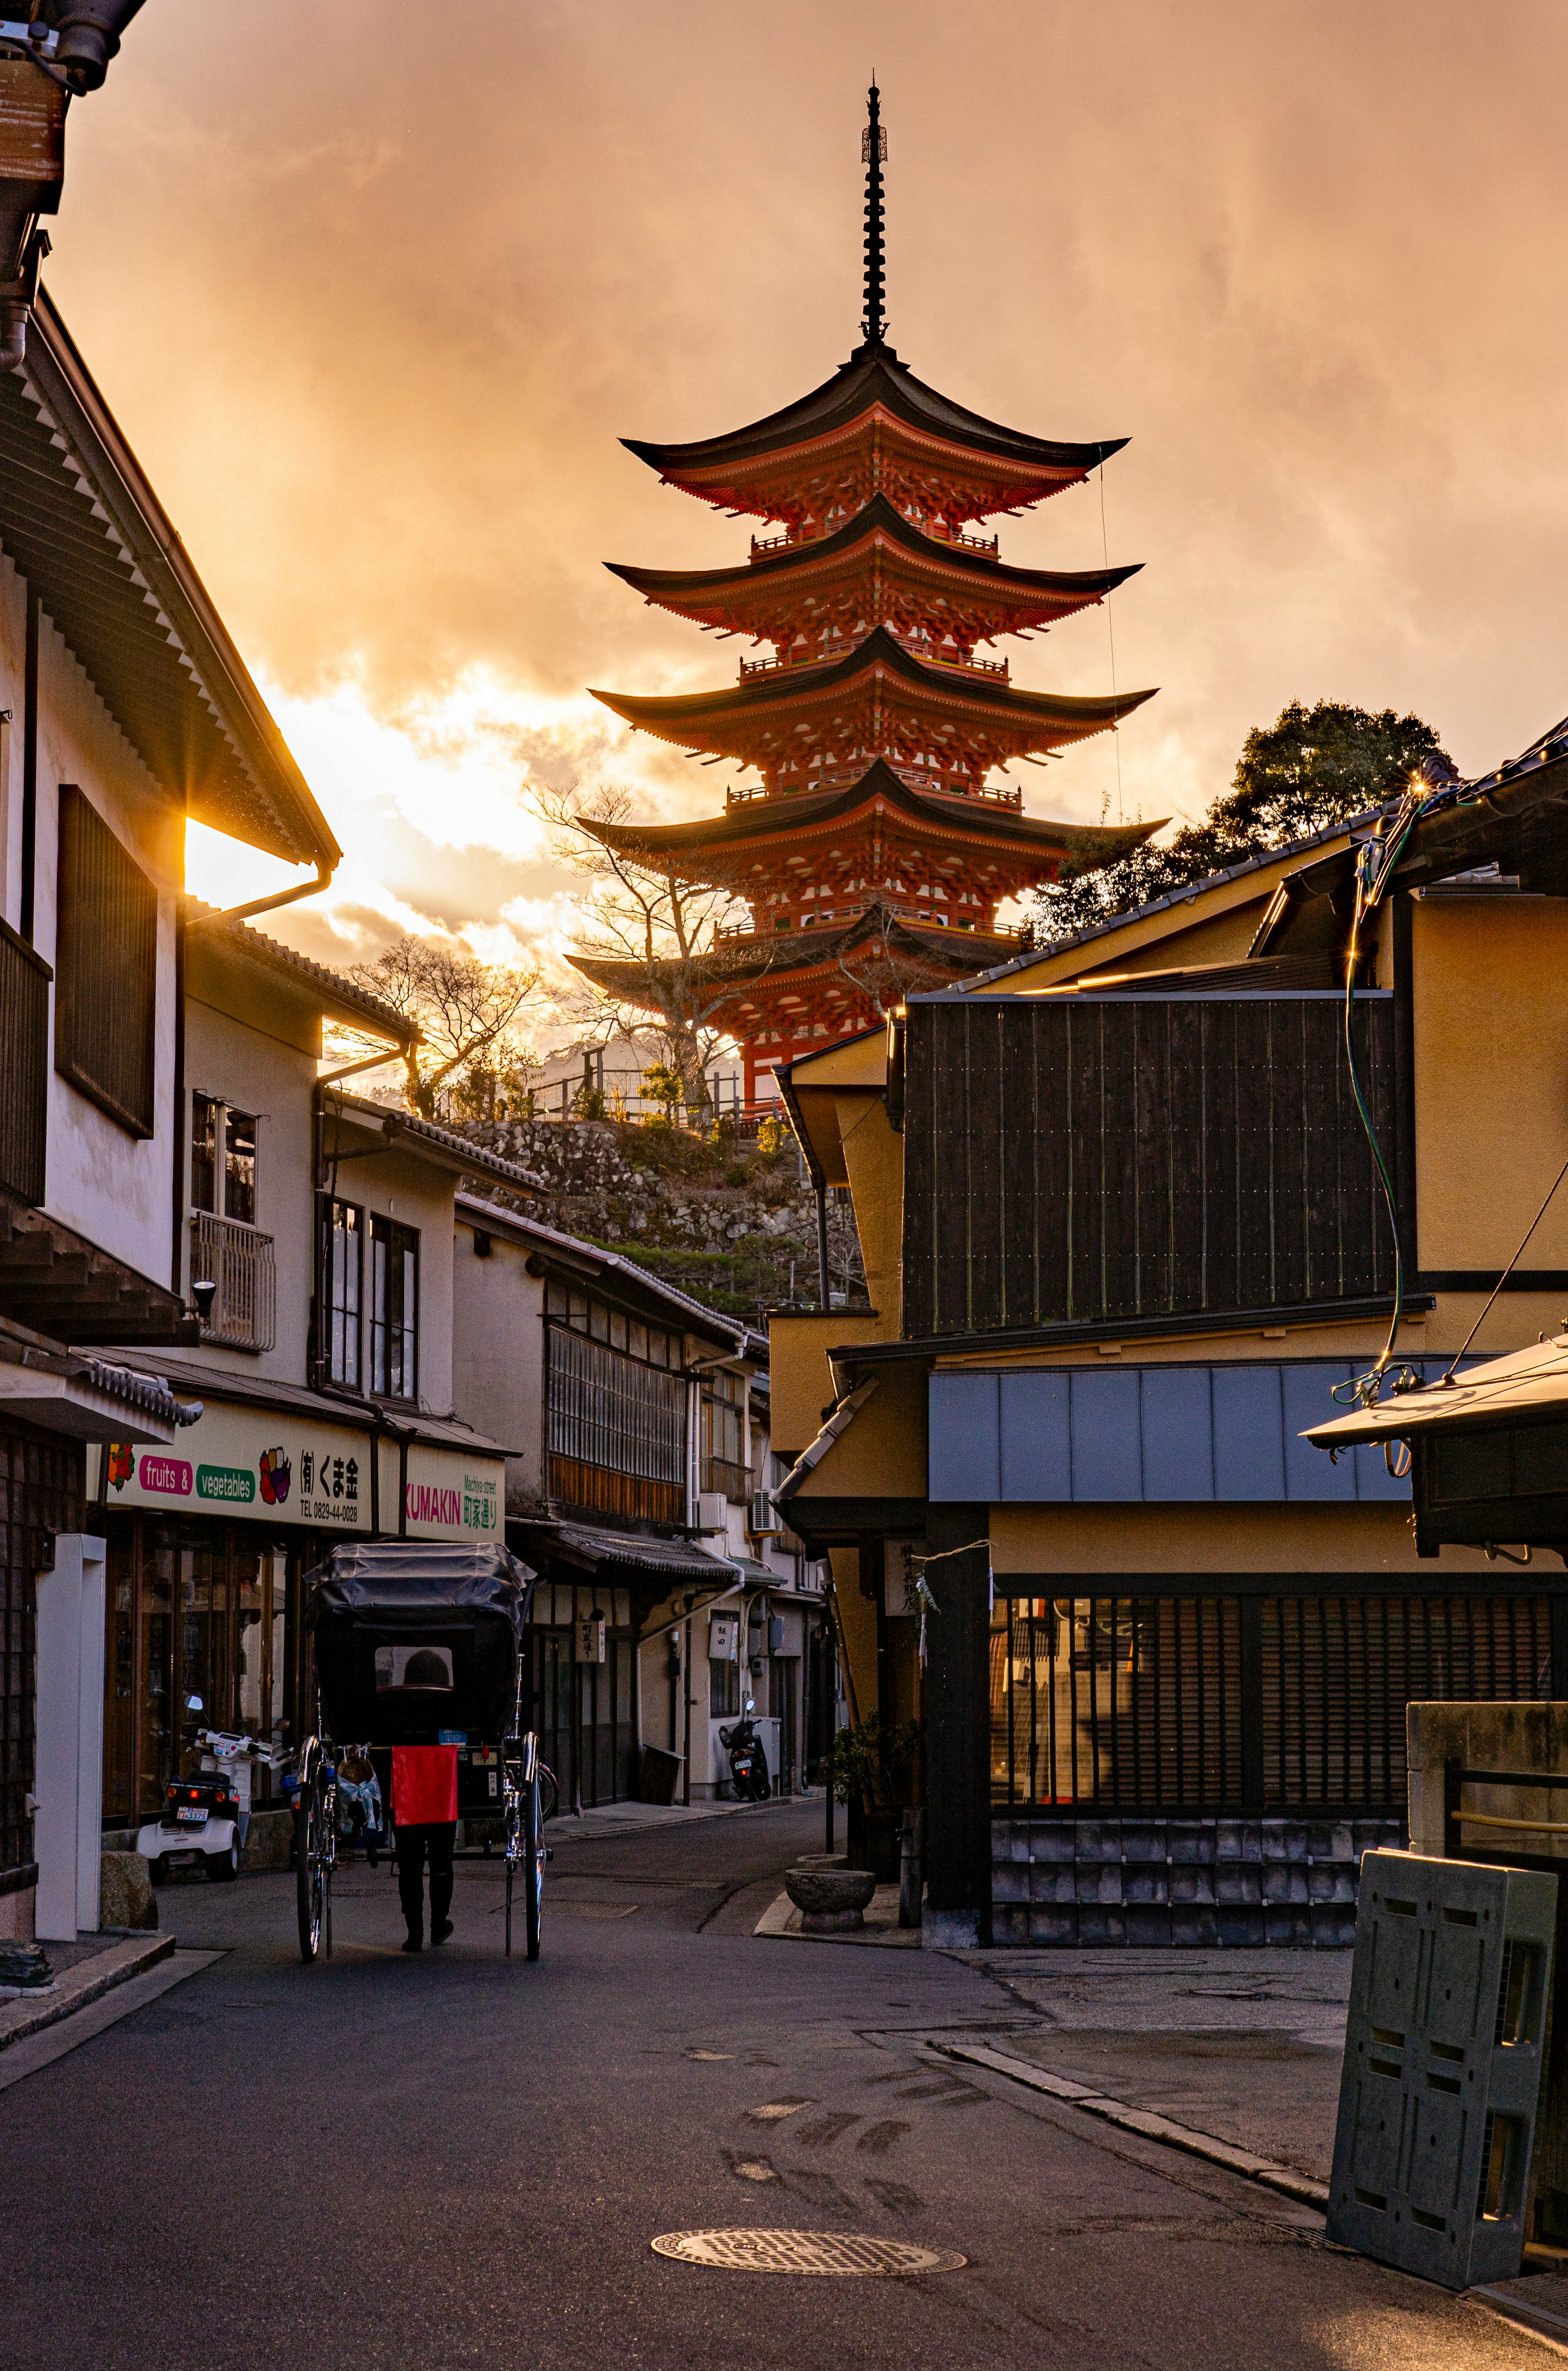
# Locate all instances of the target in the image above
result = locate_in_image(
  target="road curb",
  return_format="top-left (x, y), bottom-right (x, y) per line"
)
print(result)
top-left (929, 2038), bottom-right (1330, 2209)
top-left (0, 1932), bottom-right (175, 2054)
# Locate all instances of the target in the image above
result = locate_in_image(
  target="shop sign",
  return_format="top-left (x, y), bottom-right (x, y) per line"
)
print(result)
top-left (93, 1400), bottom-right (372, 1531)
top-left (403, 1444), bottom-right (504, 1542)
top-left (708, 1614), bottom-right (739, 1661)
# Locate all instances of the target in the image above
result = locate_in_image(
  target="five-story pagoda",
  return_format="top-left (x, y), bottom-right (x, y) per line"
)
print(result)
top-left (572, 85), bottom-right (1158, 1106)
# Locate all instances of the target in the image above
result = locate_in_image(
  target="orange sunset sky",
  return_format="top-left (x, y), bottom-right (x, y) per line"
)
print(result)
top-left (38, 0), bottom-right (1568, 994)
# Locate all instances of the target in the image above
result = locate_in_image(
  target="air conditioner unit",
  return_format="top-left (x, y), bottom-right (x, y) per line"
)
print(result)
top-left (749, 1489), bottom-right (783, 1538)
top-left (694, 1492), bottom-right (728, 1534)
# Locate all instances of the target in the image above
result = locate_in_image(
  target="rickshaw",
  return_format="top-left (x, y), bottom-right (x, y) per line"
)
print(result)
top-left (296, 1540), bottom-right (551, 1963)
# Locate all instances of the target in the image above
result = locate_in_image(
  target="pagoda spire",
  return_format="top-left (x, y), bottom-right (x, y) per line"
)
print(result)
top-left (861, 82), bottom-right (887, 347)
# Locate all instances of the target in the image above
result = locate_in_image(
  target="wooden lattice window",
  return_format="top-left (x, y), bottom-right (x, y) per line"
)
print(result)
top-left (54, 785), bottom-right (158, 1136)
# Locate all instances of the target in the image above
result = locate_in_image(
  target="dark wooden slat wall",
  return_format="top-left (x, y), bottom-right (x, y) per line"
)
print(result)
top-left (903, 996), bottom-right (1396, 1338)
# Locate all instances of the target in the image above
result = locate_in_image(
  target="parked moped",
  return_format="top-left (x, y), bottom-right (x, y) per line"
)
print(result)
top-left (136, 1696), bottom-right (291, 1884)
top-left (718, 1700), bottom-right (773, 1802)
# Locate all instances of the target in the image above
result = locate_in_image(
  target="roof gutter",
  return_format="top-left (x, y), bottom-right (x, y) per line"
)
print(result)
top-left (185, 859), bottom-right (336, 935)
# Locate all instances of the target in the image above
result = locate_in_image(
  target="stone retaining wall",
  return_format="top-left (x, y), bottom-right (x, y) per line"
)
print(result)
top-left (991, 1814), bottom-right (1406, 1947)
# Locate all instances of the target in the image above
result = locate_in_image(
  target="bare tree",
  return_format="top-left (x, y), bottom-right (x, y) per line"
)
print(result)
top-left (527, 781), bottom-right (786, 1115)
top-left (336, 937), bottom-right (541, 1120)
top-left (827, 900), bottom-right (967, 1021)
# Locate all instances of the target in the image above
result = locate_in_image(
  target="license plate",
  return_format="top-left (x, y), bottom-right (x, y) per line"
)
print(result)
top-left (176, 1806), bottom-right (207, 1823)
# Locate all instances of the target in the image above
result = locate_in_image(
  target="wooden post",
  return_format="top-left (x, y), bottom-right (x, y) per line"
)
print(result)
top-left (921, 1503), bottom-right (991, 1949)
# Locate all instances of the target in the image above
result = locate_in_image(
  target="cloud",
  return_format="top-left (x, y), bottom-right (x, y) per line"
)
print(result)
top-left (73, 0), bottom-right (1568, 985)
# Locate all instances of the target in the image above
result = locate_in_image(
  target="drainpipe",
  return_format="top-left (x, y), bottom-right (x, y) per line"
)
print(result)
top-left (815, 1182), bottom-right (831, 1310)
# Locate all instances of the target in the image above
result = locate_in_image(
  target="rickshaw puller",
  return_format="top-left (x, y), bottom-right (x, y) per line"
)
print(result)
top-left (396, 1821), bottom-right (455, 1952)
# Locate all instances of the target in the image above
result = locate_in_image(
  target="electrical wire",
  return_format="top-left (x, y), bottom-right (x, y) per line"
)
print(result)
top-left (1331, 761), bottom-right (1482, 1407)
top-left (1097, 458), bottom-right (1123, 826)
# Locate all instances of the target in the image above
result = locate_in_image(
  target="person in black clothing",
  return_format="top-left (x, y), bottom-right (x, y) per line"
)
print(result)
top-left (396, 1821), bottom-right (454, 1952)
top-left (395, 1648), bottom-right (458, 1953)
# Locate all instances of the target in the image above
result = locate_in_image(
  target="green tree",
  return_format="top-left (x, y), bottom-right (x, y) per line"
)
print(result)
top-left (1029, 700), bottom-right (1452, 950)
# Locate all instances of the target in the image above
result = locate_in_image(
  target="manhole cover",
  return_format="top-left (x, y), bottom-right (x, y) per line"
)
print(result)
top-left (650, 2229), bottom-right (966, 2276)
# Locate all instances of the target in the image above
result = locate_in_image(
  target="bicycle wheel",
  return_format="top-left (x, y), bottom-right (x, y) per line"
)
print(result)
top-left (524, 1773), bottom-right (543, 1962)
top-left (503, 1794), bottom-right (519, 1959)
top-left (323, 1786), bottom-right (335, 1962)
top-left (296, 1759), bottom-right (325, 1963)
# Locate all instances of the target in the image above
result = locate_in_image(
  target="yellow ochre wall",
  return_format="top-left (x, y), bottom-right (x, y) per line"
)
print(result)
top-left (989, 1501), bottom-right (1502, 1577)
top-left (769, 1310), bottom-right (886, 1460)
top-left (1413, 894), bottom-right (1568, 1277)
top-left (833, 1089), bottom-right (904, 1333)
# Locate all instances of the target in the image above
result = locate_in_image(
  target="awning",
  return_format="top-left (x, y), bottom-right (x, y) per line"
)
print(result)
top-left (0, 1331), bottom-right (199, 1444)
top-left (1301, 1342), bottom-right (1566, 1451)
top-left (510, 1518), bottom-right (734, 1587)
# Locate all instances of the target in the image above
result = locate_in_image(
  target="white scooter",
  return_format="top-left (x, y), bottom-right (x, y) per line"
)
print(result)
top-left (136, 1697), bottom-right (289, 1884)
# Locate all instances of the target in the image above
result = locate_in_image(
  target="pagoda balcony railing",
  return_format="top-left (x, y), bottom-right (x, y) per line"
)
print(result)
top-left (925, 522), bottom-right (1000, 556)
top-left (738, 640), bottom-right (1009, 684)
top-left (711, 904), bottom-right (1027, 948)
top-left (749, 520), bottom-right (1001, 559)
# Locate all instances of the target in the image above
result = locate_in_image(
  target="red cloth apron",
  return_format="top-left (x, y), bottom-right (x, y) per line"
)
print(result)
top-left (391, 1744), bottom-right (458, 1825)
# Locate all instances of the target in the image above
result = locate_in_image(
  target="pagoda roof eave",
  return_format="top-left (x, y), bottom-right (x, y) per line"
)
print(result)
top-left (575, 757), bottom-right (1160, 870)
top-left (604, 495), bottom-right (1142, 610)
top-left (591, 626), bottom-right (1154, 741)
top-left (565, 908), bottom-right (1024, 999)
top-left (621, 340), bottom-right (1127, 481)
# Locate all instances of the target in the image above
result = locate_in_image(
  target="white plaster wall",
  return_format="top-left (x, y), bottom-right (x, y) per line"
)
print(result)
top-left (180, 965), bottom-right (321, 1388)
top-left (0, 551), bottom-right (183, 1288)
top-left (450, 1220), bottom-right (546, 1506)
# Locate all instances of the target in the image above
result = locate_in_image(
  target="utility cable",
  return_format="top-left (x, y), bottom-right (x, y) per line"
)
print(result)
top-left (1098, 458), bottom-right (1123, 825)
top-left (1330, 760), bottom-right (1482, 1407)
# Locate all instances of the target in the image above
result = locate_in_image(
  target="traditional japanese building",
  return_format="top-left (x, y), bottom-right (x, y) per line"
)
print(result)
top-left (574, 85), bottom-right (1157, 1104)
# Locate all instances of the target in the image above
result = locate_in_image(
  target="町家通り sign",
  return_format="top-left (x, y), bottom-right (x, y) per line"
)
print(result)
top-left (402, 1447), bottom-right (503, 1541)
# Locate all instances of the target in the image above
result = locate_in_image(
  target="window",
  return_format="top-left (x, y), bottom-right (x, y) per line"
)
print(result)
top-left (54, 783), bottom-right (157, 1136)
top-left (370, 1214), bottom-right (418, 1399)
top-left (702, 1368), bottom-right (749, 1502)
top-left (192, 1095), bottom-right (257, 1223)
top-left (225, 1109), bottom-right (256, 1225)
top-left (322, 1198), bottom-right (362, 1387)
top-left (191, 1094), bottom-right (219, 1214)
top-left (543, 1282), bottom-right (678, 1370)
top-left (546, 1325), bottom-right (687, 1526)
top-left (710, 1658), bottom-right (741, 1718)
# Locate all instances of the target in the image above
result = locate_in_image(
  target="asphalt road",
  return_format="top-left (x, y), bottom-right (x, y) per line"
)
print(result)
top-left (0, 1801), bottom-right (1550, 2370)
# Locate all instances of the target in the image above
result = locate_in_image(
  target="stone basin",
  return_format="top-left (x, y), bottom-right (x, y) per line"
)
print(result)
top-left (784, 1864), bottom-right (877, 1932)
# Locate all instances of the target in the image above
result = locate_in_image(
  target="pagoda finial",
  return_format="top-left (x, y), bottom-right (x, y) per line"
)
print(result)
top-left (861, 81), bottom-right (887, 347)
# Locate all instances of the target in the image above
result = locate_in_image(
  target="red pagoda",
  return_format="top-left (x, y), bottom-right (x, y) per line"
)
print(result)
top-left (572, 86), bottom-right (1158, 1106)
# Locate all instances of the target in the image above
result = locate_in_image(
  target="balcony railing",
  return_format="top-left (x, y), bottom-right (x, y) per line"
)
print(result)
top-left (190, 1211), bottom-right (276, 1352)
top-left (927, 523), bottom-right (1000, 556)
top-left (748, 519), bottom-right (1002, 559)
top-left (0, 918), bottom-right (49, 1207)
top-left (738, 638), bottom-right (1009, 684)
top-left (702, 1454), bottom-right (753, 1505)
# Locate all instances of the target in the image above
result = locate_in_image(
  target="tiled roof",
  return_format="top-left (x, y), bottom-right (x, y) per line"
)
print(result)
top-left (189, 903), bottom-right (419, 1044)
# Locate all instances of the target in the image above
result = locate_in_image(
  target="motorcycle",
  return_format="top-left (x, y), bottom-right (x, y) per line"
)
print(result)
top-left (136, 1696), bottom-right (291, 1884)
top-left (718, 1700), bottom-right (772, 1803)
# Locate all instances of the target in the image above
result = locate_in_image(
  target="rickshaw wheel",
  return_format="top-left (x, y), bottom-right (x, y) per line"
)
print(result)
top-left (296, 1759), bottom-right (326, 1964)
top-left (524, 1773), bottom-right (543, 1962)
